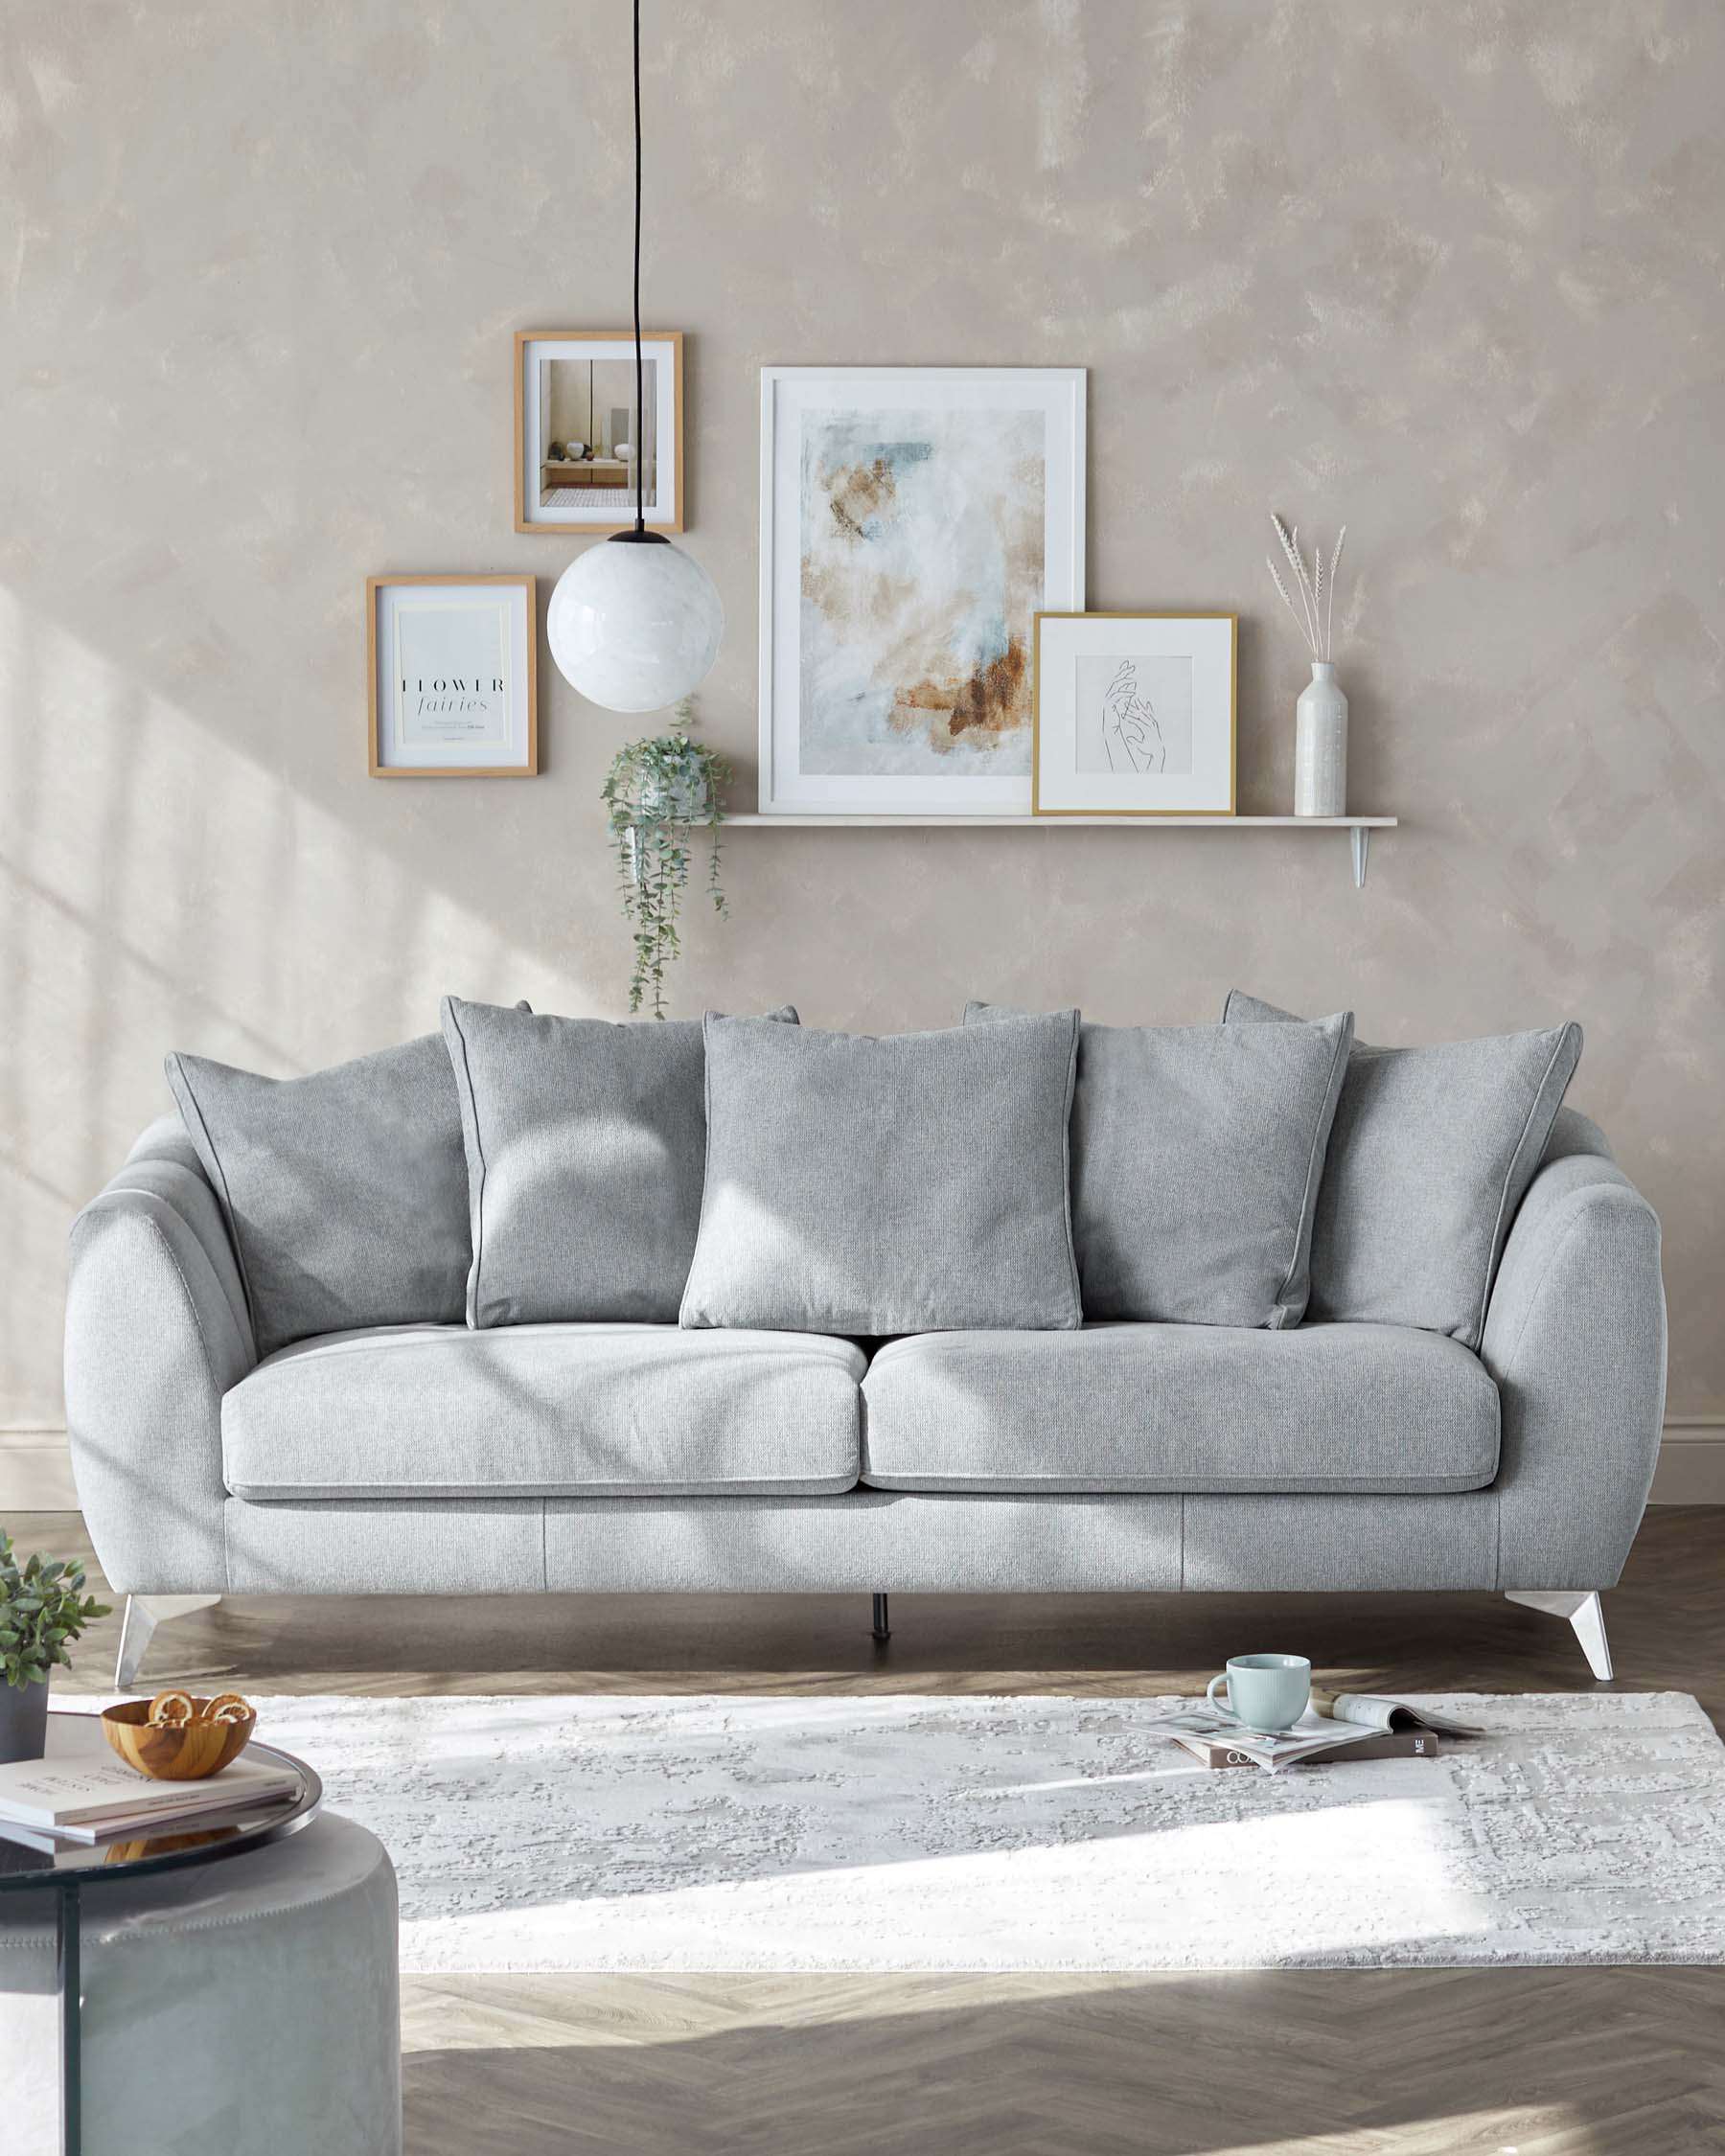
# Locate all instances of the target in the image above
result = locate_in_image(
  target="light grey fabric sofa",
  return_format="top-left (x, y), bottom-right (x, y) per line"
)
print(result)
top-left (64, 1104), bottom-right (1665, 1686)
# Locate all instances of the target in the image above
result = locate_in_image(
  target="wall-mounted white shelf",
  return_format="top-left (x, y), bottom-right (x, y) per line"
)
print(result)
top-left (714, 814), bottom-right (1398, 887)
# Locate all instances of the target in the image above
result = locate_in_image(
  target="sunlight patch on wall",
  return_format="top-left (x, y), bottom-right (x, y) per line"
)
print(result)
top-left (0, 584), bottom-right (530, 1420)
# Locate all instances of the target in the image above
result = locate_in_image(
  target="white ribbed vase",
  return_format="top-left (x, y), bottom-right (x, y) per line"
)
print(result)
top-left (1294, 661), bottom-right (1348, 817)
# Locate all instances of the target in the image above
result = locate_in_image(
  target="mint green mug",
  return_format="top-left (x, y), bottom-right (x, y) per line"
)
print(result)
top-left (1205, 1653), bottom-right (1312, 1732)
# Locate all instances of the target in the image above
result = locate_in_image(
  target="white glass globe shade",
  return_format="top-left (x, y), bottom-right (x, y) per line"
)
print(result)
top-left (545, 539), bottom-right (724, 714)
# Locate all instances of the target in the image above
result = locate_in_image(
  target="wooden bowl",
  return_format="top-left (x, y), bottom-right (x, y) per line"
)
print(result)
top-left (101, 1699), bottom-right (256, 1780)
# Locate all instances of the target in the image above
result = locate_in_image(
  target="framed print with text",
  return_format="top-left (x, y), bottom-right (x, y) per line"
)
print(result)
top-left (758, 366), bottom-right (1085, 815)
top-left (1032, 611), bottom-right (1235, 816)
top-left (368, 575), bottom-right (538, 777)
top-left (515, 330), bottom-right (684, 534)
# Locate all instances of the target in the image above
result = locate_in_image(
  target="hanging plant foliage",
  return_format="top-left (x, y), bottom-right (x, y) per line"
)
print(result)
top-left (602, 705), bottom-right (731, 1019)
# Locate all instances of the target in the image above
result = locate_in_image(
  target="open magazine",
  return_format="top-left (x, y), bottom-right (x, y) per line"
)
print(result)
top-left (1143, 1691), bottom-right (1483, 1776)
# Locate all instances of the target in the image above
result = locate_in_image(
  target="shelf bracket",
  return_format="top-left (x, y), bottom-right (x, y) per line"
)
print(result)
top-left (1351, 826), bottom-right (1369, 889)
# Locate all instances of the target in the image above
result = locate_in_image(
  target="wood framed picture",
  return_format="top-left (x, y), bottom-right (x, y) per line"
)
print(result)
top-left (1032, 612), bottom-right (1236, 816)
top-left (515, 330), bottom-right (684, 534)
top-left (758, 365), bottom-right (1086, 815)
top-left (367, 575), bottom-right (538, 778)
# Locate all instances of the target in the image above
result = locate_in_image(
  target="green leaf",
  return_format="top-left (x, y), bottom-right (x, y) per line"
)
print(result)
top-left (0, 1545), bottom-right (105, 1677)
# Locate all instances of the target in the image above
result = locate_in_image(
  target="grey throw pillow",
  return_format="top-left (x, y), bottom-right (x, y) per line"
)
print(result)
top-left (680, 1012), bottom-right (1083, 1335)
top-left (966, 1002), bottom-right (1353, 1327)
top-left (441, 997), bottom-right (798, 1327)
top-left (166, 1035), bottom-right (473, 1358)
top-left (1222, 991), bottom-right (1583, 1347)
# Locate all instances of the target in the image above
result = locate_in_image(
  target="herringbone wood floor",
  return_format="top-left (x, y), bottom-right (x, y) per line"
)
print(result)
top-left (25, 1504), bottom-right (1725, 2155)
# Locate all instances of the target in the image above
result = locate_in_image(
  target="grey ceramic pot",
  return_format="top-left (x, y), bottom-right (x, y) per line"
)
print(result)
top-left (0, 1676), bottom-right (49, 1764)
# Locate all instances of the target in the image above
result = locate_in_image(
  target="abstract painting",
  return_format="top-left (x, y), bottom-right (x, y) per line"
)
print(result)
top-left (799, 406), bottom-right (1043, 776)
top-left (760, 369), bottom-right (1085, 814)
top-left (1033, 613), bottom-right (1235, 816)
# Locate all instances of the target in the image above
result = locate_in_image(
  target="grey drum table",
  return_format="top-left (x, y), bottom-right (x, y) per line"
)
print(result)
top-left (0, 1710), bottom-right (322, 2156)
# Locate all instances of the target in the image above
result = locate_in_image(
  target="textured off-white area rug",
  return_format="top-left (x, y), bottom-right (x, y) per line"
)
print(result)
top-left (235, 1692), bottom-right (1725, 1972)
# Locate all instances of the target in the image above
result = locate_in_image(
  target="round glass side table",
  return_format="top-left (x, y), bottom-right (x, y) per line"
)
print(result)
top-left (0, 1709), bottom-right (323, 2156)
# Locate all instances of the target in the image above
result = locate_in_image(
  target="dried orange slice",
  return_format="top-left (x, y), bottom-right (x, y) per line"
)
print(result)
top-left (147, 1689), bottom-right (196, 1727)
top-left (203, 1692), bottom-right (253, 1725)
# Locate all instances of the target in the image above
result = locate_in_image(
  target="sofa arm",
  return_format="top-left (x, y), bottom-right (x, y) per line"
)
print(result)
top-left (63, 1117), bottom-right (255, 1594)
top-left (1481, 1150), bottom-right (1666, 1591)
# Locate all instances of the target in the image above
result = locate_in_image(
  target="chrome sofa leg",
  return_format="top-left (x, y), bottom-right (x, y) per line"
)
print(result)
top-left (871, 1593), bottom-right (891, 1643)
top-left (1505, 1590), bottom-right (1613, 1681)
top-left (114, 1594), bottom-right (222, 1688)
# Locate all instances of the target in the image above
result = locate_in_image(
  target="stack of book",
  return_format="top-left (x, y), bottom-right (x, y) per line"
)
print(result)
top-left (0, 1752), bottom-right (300, 1852)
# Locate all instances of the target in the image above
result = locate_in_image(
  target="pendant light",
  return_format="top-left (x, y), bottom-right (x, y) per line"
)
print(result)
top-left (546, 0), bottom-right (723, 713)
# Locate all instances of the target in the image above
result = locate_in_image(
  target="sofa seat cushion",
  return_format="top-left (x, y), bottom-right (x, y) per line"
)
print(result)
top-left (222, 1323), bottom-right (864, 1500)
top-left (861, 1323), bottom-right (1500, 1495)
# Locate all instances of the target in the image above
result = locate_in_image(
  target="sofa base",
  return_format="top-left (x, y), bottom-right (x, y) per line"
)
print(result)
top-left (106, 1493), bottom-right (1624, 1687)
top-left (114, 1571), bottom-right (1618, 1689)
top-left (209, 1488), bottom-right (1530, 1596)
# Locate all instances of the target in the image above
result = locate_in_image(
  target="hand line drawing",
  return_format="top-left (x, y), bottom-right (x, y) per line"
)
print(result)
top-left (1099, 658), bottom-right (1165, 775)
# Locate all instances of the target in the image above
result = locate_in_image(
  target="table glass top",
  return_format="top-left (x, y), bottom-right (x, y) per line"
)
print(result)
top-left (0, 1710), bottom-right (321, 1892)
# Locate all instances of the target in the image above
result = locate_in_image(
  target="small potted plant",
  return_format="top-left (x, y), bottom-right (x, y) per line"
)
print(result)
top-left (602, 702), bottom-right (732, 1020)
top-left (0, 1531), bottom-right (109, 1763)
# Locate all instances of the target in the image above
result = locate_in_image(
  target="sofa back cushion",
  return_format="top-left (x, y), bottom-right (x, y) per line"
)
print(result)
top-left (166, 1035), bottom-right (472, 1358)
top-left (441, 997), bottom-right (799, 1327)
top-left (680, 1011), bottom-right (1083, 1335)
top-left (967, 1002), bottom-right (1353, 1327)
top-left (1222, 991), bottom-right (1583, 1347)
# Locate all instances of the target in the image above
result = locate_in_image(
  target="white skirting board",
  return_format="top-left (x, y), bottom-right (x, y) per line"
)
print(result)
top-left (0, 1429), bottom-right (80, 1510)
top-left (4, 1421), bottom-right (1724, 1513)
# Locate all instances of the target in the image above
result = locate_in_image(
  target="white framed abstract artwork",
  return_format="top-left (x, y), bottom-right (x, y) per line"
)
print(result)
top-left (367, 575), bottom-right (538, 777)
top-left (758, 366), bottom-right (1085, 815)
top-left (1032, 612), bottom-right (1236, 816)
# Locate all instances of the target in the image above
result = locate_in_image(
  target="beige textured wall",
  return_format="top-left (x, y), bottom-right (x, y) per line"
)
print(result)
top-left (3, 1), bottom-right (1721, 1428)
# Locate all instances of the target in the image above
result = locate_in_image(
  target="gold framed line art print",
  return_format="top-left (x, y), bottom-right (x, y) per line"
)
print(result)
top-left (367, 575), bottom-right (538, 778)
top-left (1031, 611), bottom-right (1237, 816)
top-left (515, 330), bottom-right (685, 534)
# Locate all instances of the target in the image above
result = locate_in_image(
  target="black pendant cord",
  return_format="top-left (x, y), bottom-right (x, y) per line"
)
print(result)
top-left (632, 0), bottom-right (645, 536)
top-left (612, 0), bottom-right (664, 547)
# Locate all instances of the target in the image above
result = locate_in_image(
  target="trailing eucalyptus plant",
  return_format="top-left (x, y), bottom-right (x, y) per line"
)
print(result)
top-left (602, 703), bottom-right (732, 1020)
top-left (0, 1531), bottom-right (108, 1689)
